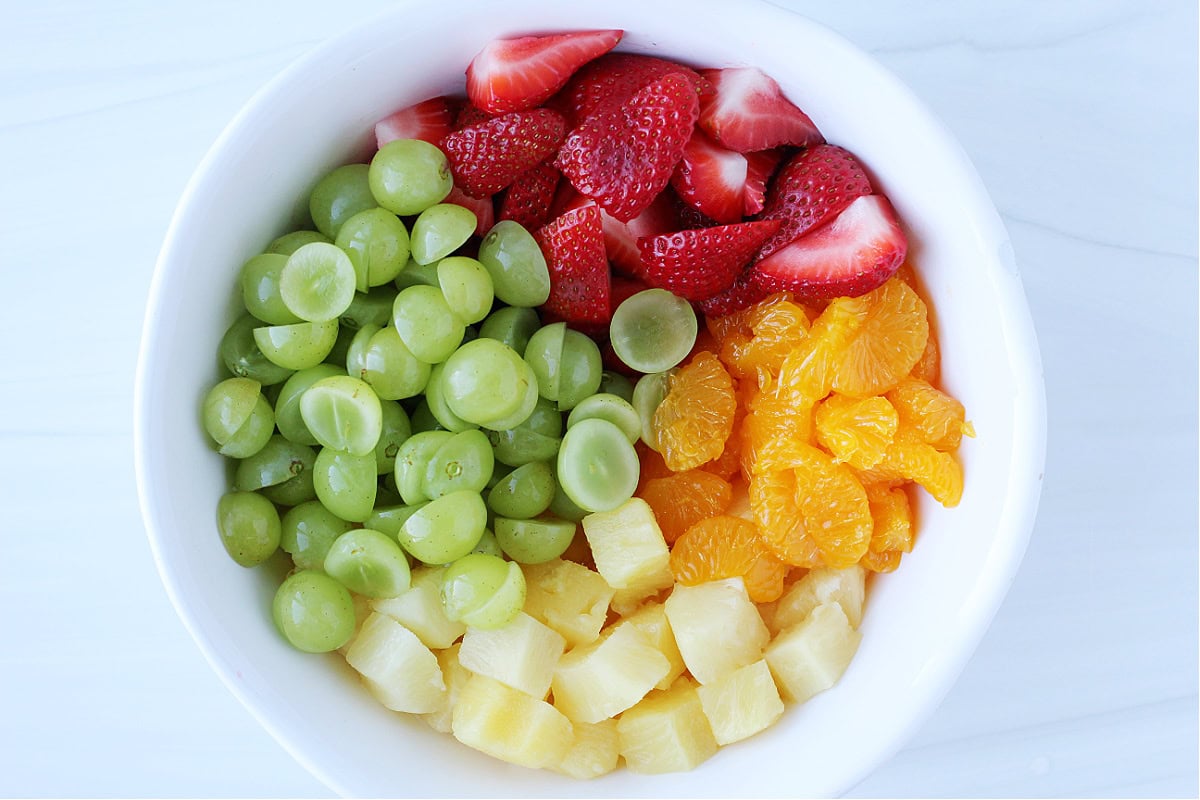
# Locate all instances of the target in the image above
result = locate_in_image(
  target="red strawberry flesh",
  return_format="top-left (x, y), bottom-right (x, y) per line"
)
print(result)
top-left (534, 205), bottom-right (611, 324)
top-left (466, 30), bottom-right (623, 114)
top-left (551, 52), bottom-right (711, 125)
top-left (375, 97), bottom-right (457, 149)
top-left (698, 67), bottom-right (822, 152)
top-left (637, 218), bottom-right (781, 301)
top-left (499, 161), bottom-right (560, 230)
top-left (443, 186), bottom-right (495, 237)
top-left (440, 109), bottom-right (566, 198)
top-left (669, 130), bottom-right (748, 224)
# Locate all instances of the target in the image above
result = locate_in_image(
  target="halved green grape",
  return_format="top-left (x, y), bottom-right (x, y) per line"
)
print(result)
top-left (253, 319), bottom-right (339, 370)
top-left (477, 220), bottom-right (551, 307)
top-left (260, 461), bottom-right (317, 506)
top-left (279, 242), bottom-right (357, 323)
top-left (493, 516), bottom-right (576, 565)
top-left (393, 257), bottom-right (440, 290)
top-left (471, 528), bottom-right (504, 558)
top-left (485, 461), bottom-right (515, 490)
top-left (324, 529), bottom-right (412, 599)
top-left (234, 435), bottom-right (316, 492)
top-left (392, 285), bottom-right (465, 364)
top-left (281, 501), bottom-right (353, 571)
top-left (202, 377), bottom-right (274, 458)
top-left (486, 461), bottom-right (555, 519)
top-left (335, 207), bottom-right (411, 291)
top-left (441, 338), bottom-right (536, 428)
top-left (548, 476), bottom-right (589, 522)
top-left (556, 417), bottom-right (640, 513)
top-left (220, 314), bottom-right (295, 386)
top-left (437, 257), bottom-right (494, 325)
top-left (364, 502), bottom-right (427, 538)
top-left (397, 490), bottom-right (487, 564)
top-left (423, 429), bottom-right (494, 500)
top-left (478, 360), bottom-right (540, 432)
top-left (393, 430), bottom-right (454, 504)
top-left (357, 326), bottom-right (431, 401)
top-left (299, 375), bottom-right (382, 456)
top-left (241, 253), bottom-right (302, 325)
top-left (423, 362), bottom-right (476, 433)
top-left (313, 448), bottom-right (377, 522)
top-left (411, 204), bottom-right (477, 265)
top-left (566, 393), bottom-right (641, 444)
top-left (267, 230), bottom-right (332, 256)
top-left (341, 284), bottom-right (398, 330)
top-left (441, 554), bottom-right (526, 629)
top-left (610, 288), bottom-right (697, 373)
top-left (632, 369), bottom-right (676, 451)
top-left (216, 491), bottom-right (281, 567)
top-left (479, 305), bottom-right (541, 356)
top-left (523, 322), bottom-right (565, 399)
top-left (598, 370), bottom-right (635, 404)
top-left (272, 570), bottom-right (356, 653)
top-left (374, 399), bottom-right (412, 476)
top-left (487, 396), bottom-right (562, 466)
top-left (369, 139), bottom-right (453, 216)
top-left (309, 163), bottom-right (376, 239)
top-left (345, 323), bottom-right (380, 378)
top-left (409, 398), bottom-right (445, 434)
top-left (524, 323), bottom-right (602, 410)
top-left (274, 364), bottom-right (346, 446)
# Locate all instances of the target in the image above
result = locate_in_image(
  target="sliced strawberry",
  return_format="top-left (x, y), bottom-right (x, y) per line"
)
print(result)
top-left (375, 97), bottom-right (457, 148)
top-left (743, 148), bottom-right (785, 217)
top-left (534, 205), bottom-right (611, 324)
top-left (752, 195), bottom-right (907, 301)
top-left (453, 103), bottom-right (494, 130)
top-left (443, 186), bottom-right (495, 237)
top-left (755, 144), bottom-right (873, 259)
top-left (466, 30), bottom-right (623, 114)
top-left (551, 52), bottom-right (711, 124)
top-left (698, 67), bottom-right (823, 152)
top-left (498, 162), bottom-right (559, 230)
top-left (637, 219), bottom-right (782, 301)
top-left (550, 185), bottom-right (673, 277)
top-left (697, 267), bottom-right (772, 317)
top-left (440, 109), bottom-right (566, 198)
top-left (669, 131), bottom-right (747, 224)
top-left (610, 273), bottom-right (650, 310)
top-left (670, 188), bottom-right (721, 230)
top-left (556, 73), bottom-right (700, 222)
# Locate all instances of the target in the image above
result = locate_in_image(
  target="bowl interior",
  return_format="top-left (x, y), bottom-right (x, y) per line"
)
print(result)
top-left (135, 0), bottom-right (1045, 796)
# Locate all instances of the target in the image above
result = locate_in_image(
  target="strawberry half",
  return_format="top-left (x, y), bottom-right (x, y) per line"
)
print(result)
top-left (466, 30), bottom-right (623, 114)
top-left (552, 185), bottom-right (674, 277)
top-left (534, 205), bottom-right (611, 324)
top-left (637, 219), bottom-right (782, 301)
top-left (669, 131), bottom-right (748, 224)
top-left (755, 144), bottom-right (873, 260)
top-left (375, 97), bottom-right (457, 149)
top-left (444, 186), bottom-right (495, 237)
top-left (499, 161), bottom-right (559, 230)
top-left (698, 267), bottom-right (772, 317)
top-left (752, 195), bottom-right (907, 301)
top-left (550, 52), bottom-right (710, 125)
top-left (556, 73), bottom-right (700, 222)
top-left (743, 148), bottom-right (785, 217)
top-left (453, 103), bottom-right (494, 130)
top-left (440, 109), bottom-right (566, 198)
top-left (698, 67), bottom-right (823, 152)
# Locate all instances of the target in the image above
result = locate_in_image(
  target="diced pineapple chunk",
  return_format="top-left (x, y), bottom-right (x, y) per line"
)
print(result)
top-left (458, 611), bottom-right (565, 699)
top-left (522, 559), bottom-right (614, 648)
top-left (695, 659), bottom-right (784, 745)
top-left (582, 498), bottom-right (672, 604)
top-left (617, 679), bottom-right (718, 774)
top-left (452, 674), bottom-right (574, 769)
top-left (621, 602), bottom-right (685, 690)
top-left (552, 719), bottom-right (620, 780)
top-left (765, 602), bottom-right (861, 703)
top-left (765, 565), bottom-right (866, 635)
top-left (344, 613), bottom-right (445, 713)
top-left (422, 643), bottom-right (472, 734)
top-left (551, 621), bottom-right (669, 723)
top-left (664, 578), bottom-right (769, 684)
top-left (337, 592), bottom-right (374, 655)
top-left (371, 565), bottom-right (466, 649)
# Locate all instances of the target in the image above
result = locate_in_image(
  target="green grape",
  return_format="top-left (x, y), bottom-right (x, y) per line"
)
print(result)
top-left (523, 322), bottom-right (602, 410)
top-left (368, 139), bottom-right (453, 216)
top-left (260, 462), bottom-right (317, 506)
top-left (374, 399), bottom-right (412, 476)
top-left (393, 430), bottom-right (454, 504)
top-left (356, 326), bottom-right (431, 401)
top-left (424, 362), bottom-right (476, 433)
top-left (279, 242), bottom-right (357, 323)
top-left (480, 361), bottom-right (540, 432)
top-left (632, 369), bottom-right (676, 451)
top-left (220, 314), bottom-right (295, 386)
top-left (240, 253), bottom-right (301, 325)
top-left (493, 516), bottom-right (576, 565)
top-left (437, 257), bottom-right (494, 325)
top-left (556, 417), bottom-right (640, 513)
top-left (408, 399), bottom-right (445, 434)
top-left (253, 319), bottom-right (339, 370)
top-left (485, 461), bottom-right (515, 490)
top-left (334, 207), bottom-right (411, 291)
top-left (340, 284), bottom-right (398, 330)
top-left (324, 529), bottom-right (412, 599)
top-left (411, 203), bottom-right (477, 265)
top-left (267, 230), bottom-right (332, 256)
top-left (325, 322), bottom-right (357, 368)
top-left (397, 489), bottom-right (487, 564)
top-left (440, 554), bottom-right (526, 629)
top-left (478, 305), bottom-right (541, 356)
top-left (365, 502), bottom-right (427, 538)
top-left (610, 288), bottom-right (697, 373)
top-left (548, 475), bottom-right (589, 522)
top-left (440, 338), bottom-right (537, 429)
top-left (309, 163), bottom-right (376, 239)
top-left (471, 528), bottom-right (504, 558)
top-left (477, 220), bottom-right (551, 307)
top-left (299, 375), bottom-right (382, 456)
top-left (486, 461), bottom-right (555, 519)
top-left (393, 257), bottom-right (440, 290)
top-left (344, 323), bottom-right (380, 378)
top-left (487, 396), bottom-right (562, 466)
top-left (274, 364), bottom-right (346, 446)
top-left (216, 491), bottom-right (281, 567)
top-left (272, 570), bottom-right (356, 653)
top-left (566, 393), bottom-right (641, 444)
top-left (392, 285), bottom-right (465, 364)
top-left (281, 500), bottom-right (353, 571)
top-left (423, 429), bottom-right (495, 500)
top-left (313, 447), bottom-right (378, 522)
top-left (234, 435), bottom-right (316, 492)
top-left (598, 370), bottom-right (635, 404)
top-left (202, 377), bottom-right (274, 458)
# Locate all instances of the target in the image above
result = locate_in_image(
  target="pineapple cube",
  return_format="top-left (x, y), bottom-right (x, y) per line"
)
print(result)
top-left (337, 592), bottom-right (374, 655)
top-left (344, 613), bottom-right (445, 713)
top-left (765, 565), bottom-right (866, 635)
top-left (551, 621), bottom-right (669, 723)
top-left (522, 559), bottom-right (614, 647)
top-left (422, 643), bottom-right (472, 733)
top-left (765, 602), bottom-right (861, 703)
top-left (617, 679), bottom-right (718, 774)
top-left (696, 659), bottom-right (784, 745)
top-left (582, 498), bottom-right (672, 603)
top-left (664, 578), bottom-right (769, 684)
top-left (458, 612), bottom-right (565, 699)
top-left (371, 565), bottom-right (466, 649)
top-left (552, 719), bottom-right (620, 780)
top-left (452, 674), bottom-right (574, 769)
top-left (621, 602), bottom-right (685, 690)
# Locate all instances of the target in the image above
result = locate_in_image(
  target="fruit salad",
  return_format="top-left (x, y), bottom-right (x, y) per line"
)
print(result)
top-left (200, 28), bottom-right (972, 778)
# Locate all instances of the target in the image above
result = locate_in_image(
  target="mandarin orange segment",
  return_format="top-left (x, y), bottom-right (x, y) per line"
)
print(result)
top-left (741, 394), bottom-right (814, 478)
top-left (652, 351), bottom-right (737, 472)
top-left (723, 300), bottom-right (811, 383)
top-left (865, 484), bottom-right (913, 554)
top-left (880, 436), bottom-right (964, 507)
top-left (830, 278), bottom-right (929, 398)
top-left (669, 515), bottom-right (788, 603)
top-left (773, 298), bottom-right (866, 404)
top-left (635, 441), bottom-right (674, 488)
top-left (640, 470), bottom-right (733, 545)
top-left (909, 323), bottom-right (940, 385)
top-left (886, 377), bottom-right (970, 451)
top-left (787, 444), bottom-right (873, 569)
top-left (861, 549), bottom-right (901, 573)
top-left (749, 468), bottom-right (822, 567)
top-left (813, 393), bottom-right (899, 469)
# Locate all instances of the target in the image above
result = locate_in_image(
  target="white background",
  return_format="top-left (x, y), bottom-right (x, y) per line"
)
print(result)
top-left (1, 0), bottom-right (1196, 797)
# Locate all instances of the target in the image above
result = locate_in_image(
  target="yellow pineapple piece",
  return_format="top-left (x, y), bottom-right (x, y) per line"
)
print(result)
top-left (521, 559), bottom-right (614, 647)
top-left (582, 498), bottom-right (672, 605)
top-left (370, 565), bottom-right (466, 649)
top-left (422, 643), bottom-right (472, 734)
top-left (695, 659), bottom-right (784, 745)
top-left (337, 592), bottom-right (374, 655)
top-left (451, 674), bottom-right (574, 769)
top-left (551, 621), bottom-right (669, 723)
top-left (552, 719), bottom-right (620, 780)
top-left (621, 601), bottom-right (685, 690)
top-left (764, 565), bottom-right (866, 635)
top-left (344, 613), bottom-right (445, 713)
top-left (458, 611), bottom-right (564, 699)
top-left (617, 679), bottom-right (718, 774)
top-left (765, 602), bottom-right (861, 703)
top-left (664, 578), bottom-right (769, 684)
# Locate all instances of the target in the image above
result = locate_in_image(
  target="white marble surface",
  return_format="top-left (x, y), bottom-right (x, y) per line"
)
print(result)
top-left (1, 0), bottom-right (1195, 797)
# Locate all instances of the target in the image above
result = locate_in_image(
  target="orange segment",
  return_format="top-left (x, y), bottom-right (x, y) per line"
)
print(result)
top-left (786, 444), bottom-right (873, 569)
top-left (830, 278), bottom-right (929, 398)
top-left (814, 393), bottom-right (899, 469)
top-left (773, 298), bottom-right (866, 404)
top-left (652, 351), bottom-right (737, 472)
top-left (722, 299), bottom-right (811, 384)
top-left (640, 470), bottom-right (733, 545)
top-left (861, 549), bottom-right (901, 573)
top-left (886, 377), bottom-right (971, 451)
top-left (866, 484), bottom-right (913, 554)
top-left (749, 468), bottom-right (821, 567)
top-left (910, 324), bottom-right (940, 385)
top-left (880, 435), bottom-right (964, 507)
top-left (669, 515), bottom-right (788, 603)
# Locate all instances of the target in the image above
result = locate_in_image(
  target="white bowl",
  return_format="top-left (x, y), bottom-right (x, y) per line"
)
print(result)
top-left (134, 0), bottom-right (1046, 795)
